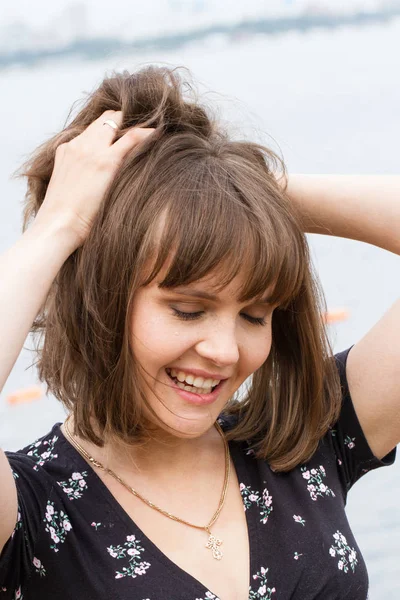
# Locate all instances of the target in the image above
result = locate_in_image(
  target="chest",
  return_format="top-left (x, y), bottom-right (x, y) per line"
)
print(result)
top-left (98, 460), bottom-right (250, 600)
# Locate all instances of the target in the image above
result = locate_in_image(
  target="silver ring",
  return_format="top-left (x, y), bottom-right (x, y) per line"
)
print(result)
top-left (103, 119), bottom-right (119, 131)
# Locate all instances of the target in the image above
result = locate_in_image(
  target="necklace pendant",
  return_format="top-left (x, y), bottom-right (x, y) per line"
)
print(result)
top-left (205, 533), bottom-right (223, 560)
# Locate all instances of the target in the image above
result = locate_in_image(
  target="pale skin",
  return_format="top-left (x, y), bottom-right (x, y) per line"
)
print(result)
top-left (64, 270), bottom-right (276, 478)
top-left (283, 174), bottom-right (400, 461)
top-left (0, 112), bottom-right (399, 566)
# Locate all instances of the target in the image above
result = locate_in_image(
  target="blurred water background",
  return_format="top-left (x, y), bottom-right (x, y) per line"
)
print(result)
top-left (0, 15), bottom-right (399, 599)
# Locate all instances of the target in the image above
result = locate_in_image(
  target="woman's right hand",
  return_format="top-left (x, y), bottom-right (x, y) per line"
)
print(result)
top-left (33, 110), bottom-right (155, 250)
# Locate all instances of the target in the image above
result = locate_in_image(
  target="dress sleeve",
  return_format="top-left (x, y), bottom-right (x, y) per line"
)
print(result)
top-left (0, 451), bottom-right (53, 598)
top-left (331, 347), bottom-right (397, 493)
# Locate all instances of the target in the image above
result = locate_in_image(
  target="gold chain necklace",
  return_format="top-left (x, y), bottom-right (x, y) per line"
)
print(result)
top-left (63, 415), bottom-right (231, 560)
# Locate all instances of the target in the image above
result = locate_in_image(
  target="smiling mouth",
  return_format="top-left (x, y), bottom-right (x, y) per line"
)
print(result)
top-left (165, 368), bottom-right (221, 395)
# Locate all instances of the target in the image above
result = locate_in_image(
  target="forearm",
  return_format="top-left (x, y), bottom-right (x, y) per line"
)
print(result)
top-left (0, 217), bottom-right (79, 395)
top-left (283, 175), bottom-right (400, 255)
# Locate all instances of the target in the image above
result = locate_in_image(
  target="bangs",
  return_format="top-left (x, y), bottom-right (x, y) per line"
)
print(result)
top-left (139, 162), bottom-right (307, 308)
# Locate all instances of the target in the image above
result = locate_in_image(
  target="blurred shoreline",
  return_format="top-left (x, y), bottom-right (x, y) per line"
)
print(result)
top-left (2, 7), bottom-right (400, 72)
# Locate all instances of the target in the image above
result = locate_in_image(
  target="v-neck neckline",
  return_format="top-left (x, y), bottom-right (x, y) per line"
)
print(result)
top-left (57, 419), bottom-right (259, 599)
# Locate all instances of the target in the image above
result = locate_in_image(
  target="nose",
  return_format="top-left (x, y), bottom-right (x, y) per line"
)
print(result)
top-left (195, 323), bottom-right (240, 367)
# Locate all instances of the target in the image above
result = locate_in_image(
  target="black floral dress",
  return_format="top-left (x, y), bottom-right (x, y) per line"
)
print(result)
top-left (0, 348), bottom-right (396, 600)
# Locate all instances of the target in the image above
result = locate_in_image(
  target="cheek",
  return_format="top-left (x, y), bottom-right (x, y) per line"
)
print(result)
top-left (131, 314), bottom-right (168, 358)
top-left (243, 327), bottom-right (273, 373)
top-left (130, 310), bottom-right (195, 365)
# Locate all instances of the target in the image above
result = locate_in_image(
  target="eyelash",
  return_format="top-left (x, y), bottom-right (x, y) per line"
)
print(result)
top-left (171, 308), bottom-right (266, 326)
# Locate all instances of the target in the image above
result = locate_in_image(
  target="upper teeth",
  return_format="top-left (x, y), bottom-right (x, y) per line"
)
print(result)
top-left (168, 369), bottom-right (220, 390)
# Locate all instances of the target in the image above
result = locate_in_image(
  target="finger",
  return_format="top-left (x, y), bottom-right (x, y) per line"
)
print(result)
top-left (94, 109), bottom-right (123, 129)
top-left (101, 111), bottom-right (124, 140)
top-left (78, 110), bottom-right (123, 145)
top-left (111, 127), bottom-right (156, 159)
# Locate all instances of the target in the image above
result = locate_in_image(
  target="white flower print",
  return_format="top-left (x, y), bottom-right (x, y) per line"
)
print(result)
top-left (249, 567), bottom-right (276, 599)
top-left (329, 530), bottom-right (358, 573)
top-left (43, 501), bottom-right (72, 552)
top-left (344, 435), bottom-right (356, 450)
top-left (331, 429), bottom-right (356, 450)
top-left (240, 483), bottom-right (273, 524)
top-left (13, 586), bottom-right (23, 600)
top-left (195, 593), bottom-right (221, 600)
top-left (32, 556), bottom-right (46, 577)
top-left (107, 534), bottom-right (151, 580)
top-left (57, 471), bottom-right (89, 500)
top-left (300, 465), bottom-right (335, 501)
top-left (293, 515), bottom-right (306, 526)
top-left (26, 435), bottom-right (58, 470)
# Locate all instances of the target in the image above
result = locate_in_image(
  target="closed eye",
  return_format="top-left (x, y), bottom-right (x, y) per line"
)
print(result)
top-left (171, 308), bottom-right (266, 326)
top-left (241, 314), bottom-right (266, 326)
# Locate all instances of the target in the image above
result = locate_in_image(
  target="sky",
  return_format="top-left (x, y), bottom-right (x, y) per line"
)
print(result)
top-left (2, 0), bottom-right (73, 26)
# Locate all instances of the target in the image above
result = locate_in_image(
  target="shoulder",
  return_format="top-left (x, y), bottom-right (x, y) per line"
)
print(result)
top-left (1, 423), bottom-right (91, 552)
top-left (4, 422), bottom-right (82, 497)
top-left (6, 423), bottom-right (64, 473)
top-left (0, 424), bottom-right (80, 593)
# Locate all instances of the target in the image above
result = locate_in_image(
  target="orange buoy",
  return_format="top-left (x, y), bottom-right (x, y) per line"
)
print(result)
top-left (324, 308), bottom-right (350, 325)
top-left (6, 385), bottom-right (44, 405)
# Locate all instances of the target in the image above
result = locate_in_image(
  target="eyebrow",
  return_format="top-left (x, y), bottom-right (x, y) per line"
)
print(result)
top-left (164, 287), bottom-right (273, 305)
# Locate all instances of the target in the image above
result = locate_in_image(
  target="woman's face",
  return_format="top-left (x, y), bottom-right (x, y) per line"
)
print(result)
top-left (130, 269), bottom-right (276, 439)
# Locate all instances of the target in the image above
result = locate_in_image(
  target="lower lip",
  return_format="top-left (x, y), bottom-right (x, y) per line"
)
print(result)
top-left (166, 373), bottom-right (226, 406)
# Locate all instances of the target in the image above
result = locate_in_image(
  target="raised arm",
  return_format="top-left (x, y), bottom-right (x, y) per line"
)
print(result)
top-left (0, 219), bottom-right (80, 555)
top-left (284, 174), bottom-right (400, 460)
top-left (0, 111), bottom-right (155, 554)
top-left (284, 174), bottom-right (400, 254)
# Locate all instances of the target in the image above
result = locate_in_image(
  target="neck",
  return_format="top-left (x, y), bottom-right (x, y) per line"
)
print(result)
top-left (63, 415), bottom-right (223, 480)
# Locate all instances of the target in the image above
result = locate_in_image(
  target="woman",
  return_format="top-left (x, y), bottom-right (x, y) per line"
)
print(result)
top-left (0, 66), bottom-right (398, 600)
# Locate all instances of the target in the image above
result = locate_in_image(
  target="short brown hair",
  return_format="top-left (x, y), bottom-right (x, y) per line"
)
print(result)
top-left (18, 65), bottom-right (341, 472)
